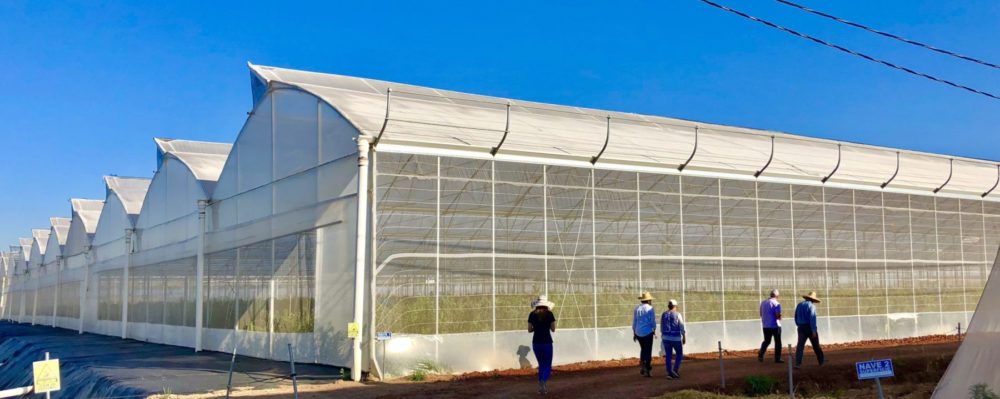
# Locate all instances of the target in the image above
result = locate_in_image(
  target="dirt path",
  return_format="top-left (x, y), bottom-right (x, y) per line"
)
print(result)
top-left (196, 335), bottom-right (960, 399)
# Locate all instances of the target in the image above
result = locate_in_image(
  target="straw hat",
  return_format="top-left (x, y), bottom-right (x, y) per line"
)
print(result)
top-left (637, 291), bottom-right (656, 302)
top-left (532, 295), bottom-right (555, 310)
top-left (802, 291), bottom-right (821, 303)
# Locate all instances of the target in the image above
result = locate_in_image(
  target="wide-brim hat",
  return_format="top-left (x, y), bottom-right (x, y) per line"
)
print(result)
top-left (637, 291), bottom-right (656, 302)
top-left (802, 291), bottom-right (821, 303)
top-left (532, 295), bottom-right (555, 310)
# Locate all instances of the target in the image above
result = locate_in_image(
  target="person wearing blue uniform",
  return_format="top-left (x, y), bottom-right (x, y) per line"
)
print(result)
top-left (660, 299), bottom-right (686, 379)
top-left (757, 289), bottom-right (784, 363)
top-left (794, 291), bottom-right (825, 368)
top-left (528, 295), bottom-right (556, 394)
top-left (632, 292), bottom-right (656, 377)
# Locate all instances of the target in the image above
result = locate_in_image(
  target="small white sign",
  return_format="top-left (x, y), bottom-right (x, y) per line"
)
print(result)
top-left (376, 331), bottom-right (393, 341)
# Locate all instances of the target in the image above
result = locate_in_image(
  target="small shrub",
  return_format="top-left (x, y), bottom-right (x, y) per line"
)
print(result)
top-left (409, 369), bottom-right (427, 381)
top-left (744, 375), bottom-right (778, 396)
top-left (341, 367), bottom-right (351, 381)
top-left (970, 383), bottom-right (999, 399)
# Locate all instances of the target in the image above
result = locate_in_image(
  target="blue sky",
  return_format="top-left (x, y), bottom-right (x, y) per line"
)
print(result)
top-left (0, 1), bottom-right (998, 246)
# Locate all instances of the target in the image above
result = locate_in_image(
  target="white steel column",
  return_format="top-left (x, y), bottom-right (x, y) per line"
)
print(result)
top-left (434, 156), bottom-right (441, 362)
top-left (195, 199), bottom-right (207, 352)
top-left (122, 228), bottom-right (133, 339)
top-left (754, 182), bottom-right (762, 301)
top-left (717, 179), bottom-right (727, 338)
top-left (491, 160), bottom-right (497, 350)
top-left (590, 168), bottom-right (599, 355)
top-left (880, 194), bottom-right (890, 317)
top-left (543, 166), bottom-right (549, 295)
top-left (636, 173), bottom-right (642, 291)
top-left (982, 201), bottom-right (990, 307)
top-left (352, 138), bottom-right (371, 382)
top-left (369, 151), bottom-right (381, 377)
top-left (820, 187), bottom-right (832, 332)
top-left (679, 176), bottom-right (686, 308)
top-left (54, 257), bottom-right (61, 327)
top-left (933, 198), bottom-right (944, 326)
top-left (851, 191), bottom-right (862, 338)
top-left (79, 248), bottom-right (91, 334)
top-left (907, 196), bottom-right (918, 335)
top-left (957, 204), bottom-right (968, 324)
top-left (788, 186), bottom-right (797, 307)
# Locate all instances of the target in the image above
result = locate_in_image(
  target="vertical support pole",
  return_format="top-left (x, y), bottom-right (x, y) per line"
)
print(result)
top-left (636, 172), bottom-right (642, 292)
top-left (880, 193), bottom-right (891, 336)
top-left (122, 228), bottom-right (133, 339)
top-left (679, 176), bottom-right (687, 308)
top-left (195, 199), bottom-right (207, 352)
top-left (591, 168), bottom-right (599, 356)
top-left (352, 138), bottom-right (371, 382)
top-left (79, 249), bottom-right (90, 334)
top-left (874, 376), bottom-right (885, 399)
top-left (755, 181), bottom-right (763, 302)
top-left (543, 165), bottom-right (549, 296)
top-left (957, 202), bottom-right (969, 325)
top-left (434, 156), bottom-right (441, 363)
top-left (933, 197), bottom-right (944, 326)
top-left (45, 351), bottom-right (51, 399)
top-left (787, 344), bottom-right (794, 398)
top-left (225, 344), bottom-right (237, 399)
top-left (851, 190), bottom-right (862, 338)
top-left (54, 257), bottom-right (61, 327)
top-left (369, 150), bottom-right (381, 376)
top-left (288, 343), bottom-right (299, 399)
top-left (718, 179), bottom-right (727, 339)
top-left (491, 160), bottom-right (497, 352)
top-left (820, 187), bottom-right (832, 333)
top-left (788, 186), bottom-right (797, 313)
top-left (907, 195), bottom-right (918, 336)
top-left (718, 341), bottom-right (725, 389)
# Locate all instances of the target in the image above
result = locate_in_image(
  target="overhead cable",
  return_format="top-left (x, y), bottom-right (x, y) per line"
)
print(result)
top-left (697, 0), bottom-right (1000, 101)
top-left (775, 0), bottom-right (1000, 70)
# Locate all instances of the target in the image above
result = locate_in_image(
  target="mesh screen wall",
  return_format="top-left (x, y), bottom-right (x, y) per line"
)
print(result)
top-left (374, 152), bottom-right (999, 373)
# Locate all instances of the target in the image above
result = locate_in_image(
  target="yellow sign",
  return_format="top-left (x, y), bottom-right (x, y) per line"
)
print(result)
top-left (32, 359), bottom-right (61, 393)
top-left (348, 322), bottom-right (360, 339)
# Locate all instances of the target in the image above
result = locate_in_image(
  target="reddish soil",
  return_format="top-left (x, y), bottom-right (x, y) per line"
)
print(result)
top-left (228, 334), bottom-right (961, 399)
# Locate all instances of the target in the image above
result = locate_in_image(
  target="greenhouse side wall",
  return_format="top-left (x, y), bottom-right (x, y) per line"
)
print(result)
top-left (372, 151), bottom-right (999, 376)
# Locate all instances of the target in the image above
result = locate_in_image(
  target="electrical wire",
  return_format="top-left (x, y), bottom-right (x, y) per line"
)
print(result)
top-left (775, 0), bottom-right (1000, 70)
top-left (697, 0), bottom-right (1000, 101)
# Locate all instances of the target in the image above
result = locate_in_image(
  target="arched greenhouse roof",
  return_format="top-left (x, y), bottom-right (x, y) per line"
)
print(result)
top-left (41, 217), bottom-right (70, 266)
top-left (64, 198), bottom-right (104, 257)
top-left (248, 63), bottom-right (1000, 198)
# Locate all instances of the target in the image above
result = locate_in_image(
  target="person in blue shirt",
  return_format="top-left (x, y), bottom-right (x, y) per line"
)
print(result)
top-left (793, 291), bottom-right (825, 368)
top-left (757, 289), bottom-right (785, 363)
top-left (528, 295), bottom-right (556, 394)
top-left (632, 291), bottom-right (656, 377)
top-left (660, 299), bottom-right (686, 379)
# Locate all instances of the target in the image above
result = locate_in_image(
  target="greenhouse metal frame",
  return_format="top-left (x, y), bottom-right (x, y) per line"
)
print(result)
top-left (1, 64), bottom-right (999, 381)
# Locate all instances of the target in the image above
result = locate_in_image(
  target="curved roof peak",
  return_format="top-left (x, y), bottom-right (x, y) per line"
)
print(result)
top-left (31, 228), bottom-right (51, 255)
top-left (154, 138), bottom-right (232, 181)
top-left (70, 199), bottom-right (105, 234)
top-left (104, 176), bottom-right (151, 216)
top-left (48, 217), bottom-right (72, 245)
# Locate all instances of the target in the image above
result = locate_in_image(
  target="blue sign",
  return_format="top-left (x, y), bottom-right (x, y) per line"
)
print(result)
top-left (856, 359), bottom-right (894, 380)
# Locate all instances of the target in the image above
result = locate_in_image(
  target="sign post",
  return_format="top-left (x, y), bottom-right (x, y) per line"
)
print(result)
top-left (376, 331), bottom-right (392, 377)
top-left (856, 358), bottom-right (894, 399)
top-left (32, 352), bottom-right (61, 398)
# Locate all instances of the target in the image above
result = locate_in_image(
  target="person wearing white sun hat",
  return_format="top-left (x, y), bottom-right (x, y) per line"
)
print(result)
top-left (528, 295), bottom-right (556, 394)
top-left (632, 291), bottom-right (657, 377)
top-left (660, 299), bottom-right (686, 379)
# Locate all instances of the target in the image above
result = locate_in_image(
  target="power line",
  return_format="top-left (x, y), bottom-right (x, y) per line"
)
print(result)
top-left (697, 0), bottom-right (1000, 101)
top-left (776, 0), bottom-right (1000, 70)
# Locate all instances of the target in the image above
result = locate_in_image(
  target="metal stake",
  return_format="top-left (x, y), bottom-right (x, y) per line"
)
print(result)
top-left (44, 352), bottom-right (51, 399)
top-left (225, 345), bottom-right (237, 399)
top-left (958, 322), bottom-right (962, 340)
top-left (787, 344), bottom-right (794, 398)
top-left (718, 341), bottom-right (725, 389)
top-left (875, 377), bottom-right (884, 399)
top-left (288, 343), bottom-right (299, 399)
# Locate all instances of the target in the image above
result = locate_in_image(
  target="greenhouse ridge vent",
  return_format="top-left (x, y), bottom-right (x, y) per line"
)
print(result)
top-left (1, 63), bottom-right (998, 382)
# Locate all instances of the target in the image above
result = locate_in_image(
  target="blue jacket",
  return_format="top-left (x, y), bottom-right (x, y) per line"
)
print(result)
top-left (794, 300), bottom-right (818, 333)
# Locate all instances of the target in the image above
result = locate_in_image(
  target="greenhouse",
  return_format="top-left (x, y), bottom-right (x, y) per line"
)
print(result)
top-left (2, 64), bottom-right (1000, 380)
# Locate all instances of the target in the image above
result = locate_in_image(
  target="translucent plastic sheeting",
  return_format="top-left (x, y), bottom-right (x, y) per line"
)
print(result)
top-left (373, 152), bottom-right (999, 375)
top-left (933, 247), bottom-right (1000, 398)
top-left (64, 199), bottom-right (105, 257)
top-left (250, 64), bottom-right (1000, 196)
top-left (41, 217), bottom-right (70, 267)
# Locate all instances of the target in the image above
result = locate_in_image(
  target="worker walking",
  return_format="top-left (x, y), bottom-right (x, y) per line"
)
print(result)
top-left (794, 291), bottom-right (825, 368)
top-left (757, 289), bottom-right (784, 363)
top-left (660, 299), bottom-right (686, 379)
top-left (528, 295), bottom-right (556, 394)
top-left (632, 291), bottom-right (656, 377)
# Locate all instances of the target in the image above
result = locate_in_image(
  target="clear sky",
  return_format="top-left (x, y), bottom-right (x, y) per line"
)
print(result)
top-left (0, 1), bottom-right (998, 246)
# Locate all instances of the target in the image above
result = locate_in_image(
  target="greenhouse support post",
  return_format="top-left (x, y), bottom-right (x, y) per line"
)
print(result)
top-left (352, 137), bottom-right (371, 382)
top-left (195, 199), bottom-right (207, 352)
top-left (121, 228), bottom-right (133, 339)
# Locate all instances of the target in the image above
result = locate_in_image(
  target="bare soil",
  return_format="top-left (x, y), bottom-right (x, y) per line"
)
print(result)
top-left (170, 334), bottom-right (960, 399)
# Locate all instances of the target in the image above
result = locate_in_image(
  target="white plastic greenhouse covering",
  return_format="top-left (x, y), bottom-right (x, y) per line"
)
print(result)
top-left (2, 63), bottom-right (1000, 381)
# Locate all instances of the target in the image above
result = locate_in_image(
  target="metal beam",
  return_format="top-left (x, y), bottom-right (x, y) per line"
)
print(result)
top-left (821, 144), bottom-right (842, 183)
top-left (678, 126), bottom-right (699, 171)
top-left (933, 158), bottom-right (953, 194)
top-left (880, 152), bottom-right (900, 189)
top-left (590, 116), bottom-right (611, 164)
top-left (754, 135), bottom-right (775, 178)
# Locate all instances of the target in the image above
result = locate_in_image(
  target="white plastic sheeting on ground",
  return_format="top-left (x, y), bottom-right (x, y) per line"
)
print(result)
top-left (933, 247), bottom-right (1000, 398)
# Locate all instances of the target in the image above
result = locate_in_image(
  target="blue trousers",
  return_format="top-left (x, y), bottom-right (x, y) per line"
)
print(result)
top-left (533, 343), bottom-right (553, 381)
top-left (663, 340), bottom-right (683, 372)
